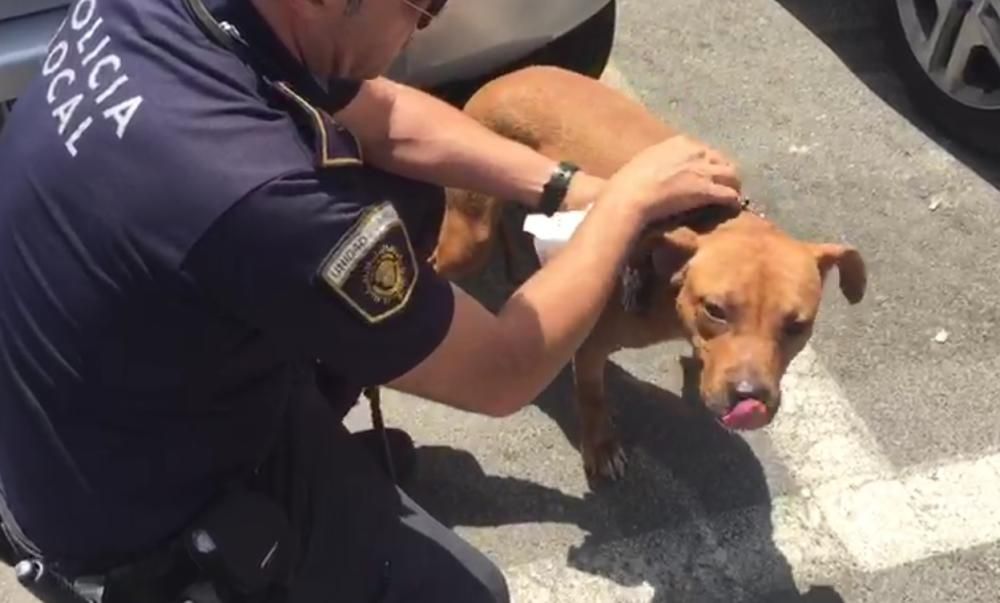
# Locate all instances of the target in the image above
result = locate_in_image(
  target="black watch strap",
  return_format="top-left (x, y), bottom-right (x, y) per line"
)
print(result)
top-left (537, 161), bottom-right (580, 216)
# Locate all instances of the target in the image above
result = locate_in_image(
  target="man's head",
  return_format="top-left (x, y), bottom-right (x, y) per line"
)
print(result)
top-left (254, 0), bottom-right (447, 80)
top-left (646, 212), bottom-right (867, 428)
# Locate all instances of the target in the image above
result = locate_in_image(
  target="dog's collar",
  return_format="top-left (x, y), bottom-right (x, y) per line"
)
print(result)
top-left (619, 196), bottom-right (760, 314)
top-left (620, 254), bottom-right (656, 314)
top-left (741, 196), bottom-right (765, 218)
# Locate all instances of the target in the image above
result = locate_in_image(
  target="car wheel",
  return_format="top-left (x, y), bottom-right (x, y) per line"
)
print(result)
top-left (882, 0), bottom-right (1000, 155)
top-left (429, 1), bottom-right (617, 107)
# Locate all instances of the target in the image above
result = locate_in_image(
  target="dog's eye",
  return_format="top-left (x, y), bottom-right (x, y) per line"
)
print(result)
top-left (703, 301), bottom-right (728, 323)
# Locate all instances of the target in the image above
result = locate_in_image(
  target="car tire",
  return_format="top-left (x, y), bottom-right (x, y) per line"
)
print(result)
top-left (881, 0), bottom-right (1000, 156)
top-left (429, 1), bottom-right (617, 107)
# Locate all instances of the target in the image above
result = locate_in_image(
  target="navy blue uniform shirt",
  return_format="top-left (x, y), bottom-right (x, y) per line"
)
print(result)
top-left (0, 0), bottom-right (454, 567)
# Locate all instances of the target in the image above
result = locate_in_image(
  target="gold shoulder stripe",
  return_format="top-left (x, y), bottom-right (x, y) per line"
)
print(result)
top-left (272, 81), bottom-right (364, 168)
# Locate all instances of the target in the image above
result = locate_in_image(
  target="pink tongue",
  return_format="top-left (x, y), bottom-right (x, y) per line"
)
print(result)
top-left (722, 399), bottom-right (769, 430)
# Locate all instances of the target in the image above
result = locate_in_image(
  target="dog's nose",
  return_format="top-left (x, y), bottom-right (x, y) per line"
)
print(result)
top-left (729, 380), bottom-right (770, 407)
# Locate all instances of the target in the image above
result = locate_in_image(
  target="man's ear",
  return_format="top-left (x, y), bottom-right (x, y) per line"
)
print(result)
top-left (811, 243), bottom-right (867, 304)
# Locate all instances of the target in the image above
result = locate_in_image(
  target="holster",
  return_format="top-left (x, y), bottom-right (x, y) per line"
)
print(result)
top-left (179, 487), bottom-right (297, 603)
top-left (103, 487), bottom-right (295, 603)
top-left (0, 487), bottom-right (297, 603)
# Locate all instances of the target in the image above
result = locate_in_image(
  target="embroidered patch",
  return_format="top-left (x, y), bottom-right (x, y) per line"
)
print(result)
top-left (319, 203), bottom-right (418, 324)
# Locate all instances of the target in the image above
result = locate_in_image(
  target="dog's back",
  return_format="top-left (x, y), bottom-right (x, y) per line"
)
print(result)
top-left (465, 66), bottom-right (678, 177)
top-left (431, 66), bottom-right (683, 279)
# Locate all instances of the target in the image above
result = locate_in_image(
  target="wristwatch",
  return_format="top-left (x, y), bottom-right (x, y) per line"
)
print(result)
top-left (537, 161), bottom-right (580, 216)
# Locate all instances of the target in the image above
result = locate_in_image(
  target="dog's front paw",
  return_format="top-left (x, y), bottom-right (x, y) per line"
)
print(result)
top-left (583, 437), bottom-right (628, 481)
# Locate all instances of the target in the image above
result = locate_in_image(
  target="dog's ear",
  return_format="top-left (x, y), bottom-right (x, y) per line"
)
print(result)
top-left (811, 243), bottom-right (867, 304)
top-left (639, 227), bottom-right (699, 287)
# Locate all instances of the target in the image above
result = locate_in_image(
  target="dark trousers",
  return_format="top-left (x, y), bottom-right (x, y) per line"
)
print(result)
top-left (250, 386), bottom-right (509, 603)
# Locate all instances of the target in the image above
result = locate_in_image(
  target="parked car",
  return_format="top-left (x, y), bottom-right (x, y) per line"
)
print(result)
top-left (5, 1), bottom-right (992, 156)
top-left (0, 0), bottom-right (616, 126)
top-left (882, 0), bottom-right (1000, 155)
top-left (386, 0), bottom-right (617, 103)
top-left (0, 0), bottom-right (70, 106)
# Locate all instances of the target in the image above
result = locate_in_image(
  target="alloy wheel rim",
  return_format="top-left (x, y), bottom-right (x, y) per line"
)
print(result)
top-left (895, 0), bottom-right (1000, 110)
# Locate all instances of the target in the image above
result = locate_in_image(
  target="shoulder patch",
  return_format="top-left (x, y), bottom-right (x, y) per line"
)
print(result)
top-left (319, 203), bottom-right (418, 324)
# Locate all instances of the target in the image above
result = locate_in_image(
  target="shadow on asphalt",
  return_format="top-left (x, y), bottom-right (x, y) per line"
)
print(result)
top-left (405, 248), bottom-right (845, 602)
top-left (772, 0), bottom-right (999, 189)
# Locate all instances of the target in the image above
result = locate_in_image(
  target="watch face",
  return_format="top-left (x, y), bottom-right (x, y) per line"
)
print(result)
top-left (558, 162), bottom-right (580, 177)
top-left (540, 162), bottom-right (580, 215)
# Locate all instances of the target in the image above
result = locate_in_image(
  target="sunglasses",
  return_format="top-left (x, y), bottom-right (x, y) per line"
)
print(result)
top-left (400, 0), bottom-right (447, 30)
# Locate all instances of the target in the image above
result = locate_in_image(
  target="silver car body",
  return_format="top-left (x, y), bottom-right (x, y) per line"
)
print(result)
top-left (0, 0), bottom-right (612, 102)
top-left (0, 0), bottom-right (68, 102)
top-left (386, 0), bottom-right (612, 87)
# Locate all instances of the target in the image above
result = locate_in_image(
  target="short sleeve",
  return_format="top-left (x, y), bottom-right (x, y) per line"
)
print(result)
top-left (183, 168), bottom-right (455, 386)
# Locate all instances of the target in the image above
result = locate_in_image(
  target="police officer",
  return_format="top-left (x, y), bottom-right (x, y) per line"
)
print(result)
top-left (0, 0), bottom-right (741, 601)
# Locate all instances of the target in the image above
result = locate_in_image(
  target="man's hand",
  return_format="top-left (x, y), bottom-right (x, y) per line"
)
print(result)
top-left (605, 135), bottom-right (742, 222)
top-left (560, 136), bottom-right (738, 216)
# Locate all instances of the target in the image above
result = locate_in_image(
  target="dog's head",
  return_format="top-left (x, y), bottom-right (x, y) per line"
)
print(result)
top-left (642, 212), bottom-right (866, 428)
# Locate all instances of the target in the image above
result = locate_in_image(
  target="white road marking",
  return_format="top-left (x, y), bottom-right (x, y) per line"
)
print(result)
top-left (506, 449), bottom-right (1000, 601)
top-left (816, 452), bottom-right (1000, 571)
top-left (767, 345), bottom-right (892, 490)
top-left (506, 493), bottom-right (848, 602)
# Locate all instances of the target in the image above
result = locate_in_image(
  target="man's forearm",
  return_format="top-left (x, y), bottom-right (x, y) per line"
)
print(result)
top-left (485, 195), bottom-right (644, 412)
top-left (335, 78), bottom-right (602, 210)
top-left (388, 190), bottom-right (645, 417)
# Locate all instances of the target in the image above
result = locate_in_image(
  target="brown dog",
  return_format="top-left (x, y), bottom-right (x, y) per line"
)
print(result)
top-left (431, 66), bottom-right (867, 480)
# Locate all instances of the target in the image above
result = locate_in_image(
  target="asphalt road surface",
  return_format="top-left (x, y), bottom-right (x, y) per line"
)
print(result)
top-left (3, 0), bottom-right (999, 602)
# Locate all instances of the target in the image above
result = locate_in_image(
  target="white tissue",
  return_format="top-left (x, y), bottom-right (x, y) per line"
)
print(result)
top-left (522, 206), bottom-right (592, 266)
